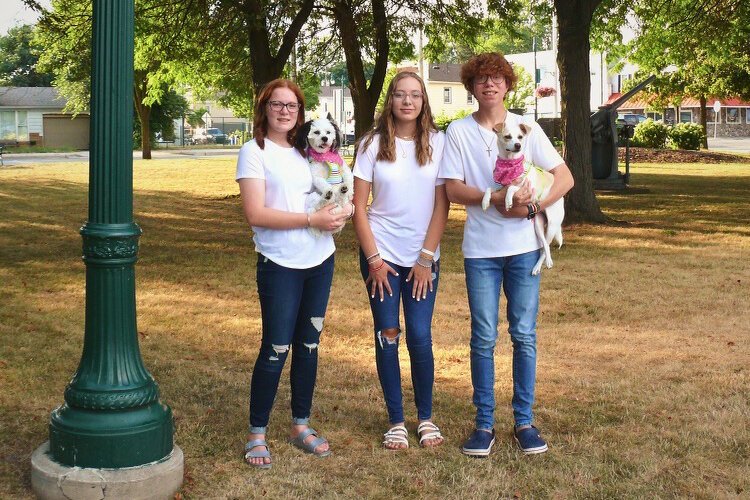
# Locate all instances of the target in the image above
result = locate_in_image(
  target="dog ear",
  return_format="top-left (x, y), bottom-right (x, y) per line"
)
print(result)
top-left (330, 120), bottom-right (342, 151)
top-left (295, 120), bottom-right (313, 155)
top-left (492, 122), bottom-right (505, 133)
top-left (519, 123), bottom-right (531, 136)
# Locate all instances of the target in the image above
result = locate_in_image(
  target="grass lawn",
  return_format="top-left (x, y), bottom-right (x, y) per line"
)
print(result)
top-left (1, 159), bottom-right (748, 498)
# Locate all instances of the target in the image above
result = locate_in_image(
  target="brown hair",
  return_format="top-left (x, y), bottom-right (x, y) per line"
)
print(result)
top-left (253, 79), bottom-right (306, 149)
top-left (460, 52), bottom-right (518, 94)
top-left (358, 71), bottom-right (437, 166)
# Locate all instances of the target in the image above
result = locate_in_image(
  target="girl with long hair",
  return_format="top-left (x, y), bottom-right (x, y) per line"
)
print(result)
top-left (352, 71), bottom-right (449, 449)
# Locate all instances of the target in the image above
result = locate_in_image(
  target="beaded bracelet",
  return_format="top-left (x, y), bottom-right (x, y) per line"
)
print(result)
top-left (416, 257), bottom-right (432, 268)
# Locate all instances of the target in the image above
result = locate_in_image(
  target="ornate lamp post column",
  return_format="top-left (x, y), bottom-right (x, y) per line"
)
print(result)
top-left (32, 1), bottom-right (182, 497)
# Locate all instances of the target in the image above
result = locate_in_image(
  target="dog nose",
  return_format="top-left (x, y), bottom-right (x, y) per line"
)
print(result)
top-left (513, 143), bottom-right (521, 152)
top-left (321, 136), bottom-right (328, 143)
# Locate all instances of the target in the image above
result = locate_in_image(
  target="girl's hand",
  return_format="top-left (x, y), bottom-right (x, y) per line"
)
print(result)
top-left (406, 263), bottom-right (433, 301)
top-left (309, 203), bottom-right (348, 232)
top-left (365, 259), bottom-right (399, 302)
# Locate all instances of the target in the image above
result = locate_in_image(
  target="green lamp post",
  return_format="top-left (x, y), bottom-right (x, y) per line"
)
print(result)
top-left (46, 0), bottom-right (174, 469)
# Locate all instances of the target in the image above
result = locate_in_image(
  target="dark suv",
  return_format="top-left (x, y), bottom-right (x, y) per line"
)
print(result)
top-left (205, 128), bottom-right (228, 144)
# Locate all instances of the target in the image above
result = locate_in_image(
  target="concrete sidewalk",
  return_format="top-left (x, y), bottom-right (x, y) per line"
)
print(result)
top-left (707, 137), bottom-right (750, 154)
top-left (1, 147), bottom-right (241, 165)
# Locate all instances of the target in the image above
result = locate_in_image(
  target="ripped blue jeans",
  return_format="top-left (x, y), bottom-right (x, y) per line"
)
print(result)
top-left (248, 253), bottom-right (334, 432)
top-left (359, 251), bottom-right (439, 425)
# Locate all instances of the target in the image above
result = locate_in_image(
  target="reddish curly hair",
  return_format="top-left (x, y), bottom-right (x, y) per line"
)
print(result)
top-left (460, 52), bottom-right (518, 94)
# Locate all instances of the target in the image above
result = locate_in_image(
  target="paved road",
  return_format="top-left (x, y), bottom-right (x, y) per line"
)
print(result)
top-left (1, 147), bottom-right (240, 166)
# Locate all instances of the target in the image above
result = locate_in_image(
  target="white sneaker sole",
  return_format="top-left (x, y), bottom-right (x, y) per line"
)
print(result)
top-left (461, 438), bottom-right (495, 457)
top-left (516, 440), bottom-right (548, 455)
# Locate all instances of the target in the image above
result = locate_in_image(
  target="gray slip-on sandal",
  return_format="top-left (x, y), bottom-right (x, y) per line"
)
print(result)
top-left (244, 438), bottom-right (272, 469)
top-left (288, 427), bottom-right (331, 457)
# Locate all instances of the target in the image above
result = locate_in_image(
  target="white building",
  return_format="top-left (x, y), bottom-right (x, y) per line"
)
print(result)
top-left (307, 85), bottom-right (355, 139)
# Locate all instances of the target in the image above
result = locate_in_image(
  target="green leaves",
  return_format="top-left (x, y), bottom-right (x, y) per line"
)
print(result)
top-left (0, 24), bottom-right (53, 87)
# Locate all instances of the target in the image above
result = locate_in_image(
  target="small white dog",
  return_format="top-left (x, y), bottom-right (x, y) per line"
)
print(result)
top-left (481, 122), bottom-right (564, 275)
top-left (296, 118), bottom-right (354, 237)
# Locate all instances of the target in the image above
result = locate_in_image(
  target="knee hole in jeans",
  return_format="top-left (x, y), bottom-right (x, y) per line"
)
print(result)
top-left (377, 328), bottom-right (400, 348)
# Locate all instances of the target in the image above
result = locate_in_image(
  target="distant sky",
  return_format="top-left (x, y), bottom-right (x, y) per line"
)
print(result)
top-left (0, 0), bottom-right (51, 35)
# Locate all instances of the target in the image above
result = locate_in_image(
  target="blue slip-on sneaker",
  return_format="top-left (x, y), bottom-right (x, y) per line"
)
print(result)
top-left (514, 425), bottom-right (548, 455)
top-left (461, 428), bottom-right (495, 457)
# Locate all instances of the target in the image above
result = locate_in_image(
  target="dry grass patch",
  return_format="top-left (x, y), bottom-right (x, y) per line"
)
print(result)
top-left (1, 159), bottom-right (748, 498)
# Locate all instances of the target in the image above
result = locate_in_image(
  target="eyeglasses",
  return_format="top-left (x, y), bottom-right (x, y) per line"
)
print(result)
top-left (392, 91), bottom-right (423, 101)
top-left (267, 100), bottom-right (301, 113)
top-left (475, 75), bottom-right (506, 85)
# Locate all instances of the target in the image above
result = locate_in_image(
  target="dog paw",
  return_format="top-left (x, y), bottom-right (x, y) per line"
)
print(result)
top-left (531, 264), bottom-right (543, 276)
top-left (323, 189), bottom-right (334, 200)
top-left (339, 185), bottom-right (349, 194)
top-left (481, 193), bottom-right (491, 211)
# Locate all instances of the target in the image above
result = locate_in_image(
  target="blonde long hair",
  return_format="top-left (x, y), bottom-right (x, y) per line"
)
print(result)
top-left (359, 72), bottom-right (437, 166)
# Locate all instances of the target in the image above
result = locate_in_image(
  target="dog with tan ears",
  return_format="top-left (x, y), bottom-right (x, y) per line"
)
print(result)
top-left (481, 122), bottom-right (564, 275)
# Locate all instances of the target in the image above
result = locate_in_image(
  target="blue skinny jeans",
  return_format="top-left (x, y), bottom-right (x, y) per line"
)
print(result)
top-left (359, 250), bottom-right (439, 425)
top-left (248, 253), bottom-right (334, 432)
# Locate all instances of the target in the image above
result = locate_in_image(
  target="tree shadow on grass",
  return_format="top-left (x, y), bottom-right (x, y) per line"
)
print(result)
top-left (1, 174), bottom-right (749, 498)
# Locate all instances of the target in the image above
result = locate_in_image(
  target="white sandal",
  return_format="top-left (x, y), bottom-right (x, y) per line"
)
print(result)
top-left (417, 421), bottom-right (444, 448)
top-left (383, 425), bottom-right (409, 449)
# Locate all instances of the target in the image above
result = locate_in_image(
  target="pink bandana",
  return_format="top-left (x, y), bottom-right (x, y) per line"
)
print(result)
top-left (493, 155), bottom-right (525, 186)
top-left (307, 147), bottom-right (344, 166)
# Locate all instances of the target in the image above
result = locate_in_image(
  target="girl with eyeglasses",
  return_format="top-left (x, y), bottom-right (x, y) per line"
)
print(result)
top-left (352, 71), bottom-right (449, 450)
top-left (236, 79), bottom-right (350, 468)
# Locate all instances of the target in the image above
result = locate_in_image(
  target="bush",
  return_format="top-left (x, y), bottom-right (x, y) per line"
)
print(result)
top-left (667, 122), bottom-right (705, 150)
top-left (434, 109), bottom-right (472, 131)
top-left (631, 119), bottom-right (669, 148)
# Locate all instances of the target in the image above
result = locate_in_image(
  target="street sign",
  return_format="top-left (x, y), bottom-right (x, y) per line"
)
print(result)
top-left (713, 101), bottom-right (721, 113)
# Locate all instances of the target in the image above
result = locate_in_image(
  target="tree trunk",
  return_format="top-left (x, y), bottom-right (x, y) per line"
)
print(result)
top-left (333, 0), bottom-right (389, 139)
top-left (134, 79), bottom-right (151, 160)
top-left (555, 0), bottom-right (607, 224)
top-left (245, 0), bottom-right (315, 100)
top-left (699, 95), bottom-right (708, 149)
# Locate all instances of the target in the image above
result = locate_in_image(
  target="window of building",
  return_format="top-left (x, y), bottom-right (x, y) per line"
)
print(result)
top-left (679, 110), bottom-right (692, 123)
top-left (707, 109), bottom-right (719, 124)
top-left (726, 107), bottom-right (740, 124)
top-left (467, 91), bottom-right (473, 105)
top-left (16, 111), bottom-right (28, 142)
top-left (646, 112), bottom-right (663, 121)
top-left (443, 87), bottom-right (452, 104)
top-left (0, 111), bottom-right (15, 140)
top-left (746, 109), bottom-right (750, 124)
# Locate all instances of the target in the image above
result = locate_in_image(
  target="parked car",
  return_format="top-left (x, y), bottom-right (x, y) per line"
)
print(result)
top-left (205, 128), bottom-right (228, 144)
top-left (618, 114), bottom-right (647, 126)
top-left (190, 127), bottom-right (228, 145)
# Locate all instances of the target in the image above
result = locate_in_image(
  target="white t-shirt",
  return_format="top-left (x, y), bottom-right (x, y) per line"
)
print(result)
top-left (235, 138), bottom-right (335, 269)
top-left (439, 113), bottom-right (564, 258)
top-left (353, 132), bottom-right (446, 267)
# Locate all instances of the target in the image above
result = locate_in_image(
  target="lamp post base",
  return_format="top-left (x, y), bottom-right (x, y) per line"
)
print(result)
top-left (31, 442), bottom-right (183, 500)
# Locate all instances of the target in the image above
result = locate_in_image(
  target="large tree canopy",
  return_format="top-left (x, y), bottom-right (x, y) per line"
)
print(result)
top-left (35, 0), bottom-right (195, 159)
top-left (0, 25), bottom-right (53, 87)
